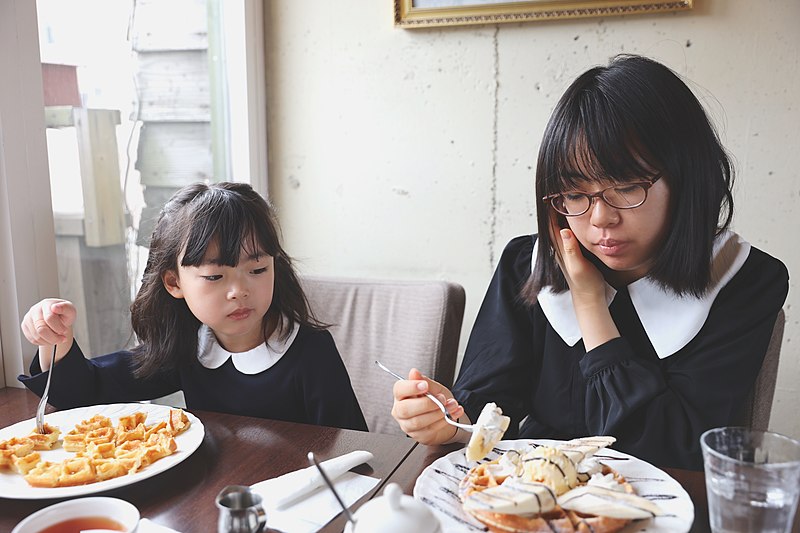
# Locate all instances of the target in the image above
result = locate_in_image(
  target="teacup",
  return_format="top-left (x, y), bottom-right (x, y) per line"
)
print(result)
top-left (11, 496), bottom-right (140, 533)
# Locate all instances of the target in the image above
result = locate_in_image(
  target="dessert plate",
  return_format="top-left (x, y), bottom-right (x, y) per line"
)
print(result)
top-left (0, 403), bottom-right (204, 499)
top-left (413, 439), bottom-right (694, 533)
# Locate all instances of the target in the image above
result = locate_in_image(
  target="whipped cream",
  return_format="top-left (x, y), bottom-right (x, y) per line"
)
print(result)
top-left (465, 403), bottom-right (511, 462)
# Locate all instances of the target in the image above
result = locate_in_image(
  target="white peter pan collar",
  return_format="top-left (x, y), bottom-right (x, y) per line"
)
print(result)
top-left (535, 230), bottom-right (751, 359)
top-left (196, 320), bottom-right (300, 374)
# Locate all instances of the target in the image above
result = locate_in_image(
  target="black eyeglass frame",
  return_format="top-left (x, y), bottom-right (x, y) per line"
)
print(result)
top-left (542, 174), bottom-right (662, 217)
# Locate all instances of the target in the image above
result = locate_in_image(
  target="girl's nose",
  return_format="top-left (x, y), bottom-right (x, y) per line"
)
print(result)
top-left (589, 197), bottom-right (621, 227)
top-left (227, 282), bottom-right (249, 300)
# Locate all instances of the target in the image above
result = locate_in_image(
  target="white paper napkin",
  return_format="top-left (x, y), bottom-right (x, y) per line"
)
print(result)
top-left (137, 518), bottom-right (180, 533)
top-left (250, 450), bottom-right (380, 533)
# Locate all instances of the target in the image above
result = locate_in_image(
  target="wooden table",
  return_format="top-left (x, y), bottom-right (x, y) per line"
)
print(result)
top-left (4, 387), bottom-right (798, 532)
top-left (0, 387), bottom-right (416, 532)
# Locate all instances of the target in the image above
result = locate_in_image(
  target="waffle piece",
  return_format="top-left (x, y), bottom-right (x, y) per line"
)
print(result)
top-left (118, 411), bottom-right (148, 432)
top-left (24, 461), bottom-right (62, 488)
top-left (27, 423), bottom-right (61, 450)
top-left (167, 409), bottom-right (190, 435)
top-left (11, 451), bottom-right (41, 474)
top-left (74, 414), bottom-right (112, 433)
top-left (115, 423), bottom-right (146, 445)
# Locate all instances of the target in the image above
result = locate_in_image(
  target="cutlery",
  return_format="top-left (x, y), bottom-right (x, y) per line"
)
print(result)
top-left (35, 345), bottom-right (57, 434)
top-left (374, 360), bottom-right (476, 432)
top-left (308, 452), bottom-right (356, 525)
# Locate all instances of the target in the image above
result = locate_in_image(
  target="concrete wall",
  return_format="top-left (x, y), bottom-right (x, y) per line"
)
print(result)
top-left (264, 1), bottom-right (800, 438)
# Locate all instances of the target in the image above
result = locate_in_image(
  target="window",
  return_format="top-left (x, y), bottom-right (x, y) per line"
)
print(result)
top-left (0, 0), bottom-right (267, 382)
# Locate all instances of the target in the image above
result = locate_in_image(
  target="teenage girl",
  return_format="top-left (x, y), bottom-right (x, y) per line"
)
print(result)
top-left (391, 55), bottom-right (788, 469)
top-left (21, 182), bottom-right (367, 431)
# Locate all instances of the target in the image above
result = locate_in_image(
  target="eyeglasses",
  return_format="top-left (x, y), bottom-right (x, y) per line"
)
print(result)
top-left (542, 175), bottom-right (661, 216)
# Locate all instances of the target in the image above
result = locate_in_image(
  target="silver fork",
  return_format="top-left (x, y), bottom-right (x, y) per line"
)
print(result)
top-left (374, 360), bottom-right (476, 432)
top-left (35, 345), bottom-right (57, 434)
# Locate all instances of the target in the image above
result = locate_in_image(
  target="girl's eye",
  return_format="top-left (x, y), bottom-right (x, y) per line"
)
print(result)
top-left (252, 267), bottom-right (268, 275)
top-left (202, 275), bottom-right (222, 281)
top-left (564, 193), bottom-right (586, 201)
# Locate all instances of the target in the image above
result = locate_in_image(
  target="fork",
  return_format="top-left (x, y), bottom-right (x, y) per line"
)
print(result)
top-left (374, 360), bottom-right (476, 432)
top-left (35, 345), bottom-right (57, 434)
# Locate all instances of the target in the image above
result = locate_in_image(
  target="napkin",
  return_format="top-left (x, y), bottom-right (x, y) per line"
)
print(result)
top-left (137, 518), bottom-right (180, 533)
top-left (251, 450), bottom-right (380, 533)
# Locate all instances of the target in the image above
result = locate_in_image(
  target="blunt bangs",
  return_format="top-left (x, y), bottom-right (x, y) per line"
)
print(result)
top-left (539, 69), bottom-right (662, 198)
top-left (179, 187), bottom-right (280, 267)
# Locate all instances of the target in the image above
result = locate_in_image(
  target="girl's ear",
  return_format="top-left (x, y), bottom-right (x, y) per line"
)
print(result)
top-left (162, 270), bottom-right (184, 299)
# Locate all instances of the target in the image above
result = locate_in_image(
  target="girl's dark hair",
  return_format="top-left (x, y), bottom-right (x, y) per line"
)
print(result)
top-left (524, 54), bottom-right (734, 301)
top-left (130, 182), bottom-right (322, 378)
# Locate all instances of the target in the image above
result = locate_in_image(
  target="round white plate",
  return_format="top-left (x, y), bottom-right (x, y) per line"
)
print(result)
top-left (0, 403), bottom-right (204, 499)
top-left (413, 439), bottom-right (694, 533)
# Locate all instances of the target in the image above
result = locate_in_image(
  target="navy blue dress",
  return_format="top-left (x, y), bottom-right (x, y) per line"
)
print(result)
top-left (19, 325), bottom-right (368, 432)
top-left (452, 234), bottom-right (788, 470)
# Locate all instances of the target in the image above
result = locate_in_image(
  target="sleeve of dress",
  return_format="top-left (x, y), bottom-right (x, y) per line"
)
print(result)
top-left (452, 235), bottom-right (538, 438)
top-left (300, 330), bottom-right (369, 431)
top-left (17, 340), bottom-right (180, 409)
top-left (580, 248), bottom-right (789, 469)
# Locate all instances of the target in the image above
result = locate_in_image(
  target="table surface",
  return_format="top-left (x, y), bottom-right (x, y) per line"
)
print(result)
top-left (3, 387), bottom-right (797, 533)
top-left (0, 387), bottom-right (415, 533)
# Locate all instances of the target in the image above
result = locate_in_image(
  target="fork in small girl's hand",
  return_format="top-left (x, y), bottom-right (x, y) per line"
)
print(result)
top-left (35, 345), bottom-right (57, 434)
top-left (374, 360), bottom-right (476, 432)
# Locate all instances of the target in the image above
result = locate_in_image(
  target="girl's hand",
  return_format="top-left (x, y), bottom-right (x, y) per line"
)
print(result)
top-left (547, 212), bottom-right (606, 308)
top-left (21, 298), bottom-right (77, 370)
top-left (391, 368), bottom-right (465, 445)
top-left (555, 228), bottom-right (607, 308)
top-left (549, 216), bottom-right (619, 351)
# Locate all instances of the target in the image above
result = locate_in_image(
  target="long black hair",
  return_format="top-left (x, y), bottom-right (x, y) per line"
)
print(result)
top-left (524, 54), bottom-right (734, 301)
top-left (130, 182), bottom-right (322, 378)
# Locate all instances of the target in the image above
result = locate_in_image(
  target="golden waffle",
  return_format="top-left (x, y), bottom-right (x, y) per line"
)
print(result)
top-left (460, 460), bottom-right (634, 533)
top-left (0, 408), bottom-right (190, 488)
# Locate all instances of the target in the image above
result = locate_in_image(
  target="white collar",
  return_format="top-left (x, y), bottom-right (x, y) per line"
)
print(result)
top-left (535, 230), bottom-right (751, 359)
top-left (196, 320), bottom-right (300, 374)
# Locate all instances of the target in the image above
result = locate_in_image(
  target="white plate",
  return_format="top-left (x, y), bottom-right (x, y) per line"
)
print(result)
top-left (413, 439), bottom-right (694, 533)
top-left (0, 403), bottom-right (204, 499)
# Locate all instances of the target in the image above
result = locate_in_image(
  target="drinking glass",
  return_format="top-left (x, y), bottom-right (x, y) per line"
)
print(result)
top-left (701, 427), bottom-right (800, 533)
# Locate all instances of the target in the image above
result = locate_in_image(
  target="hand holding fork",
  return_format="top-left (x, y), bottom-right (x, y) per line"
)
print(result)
top-left (21, 299), bottom-right (76, 433)
top-left (377, 361), bottom-right (480, 447)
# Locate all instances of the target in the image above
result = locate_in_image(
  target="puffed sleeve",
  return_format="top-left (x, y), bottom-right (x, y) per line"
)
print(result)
top-left (299, 330), bottom-right (368, 431)
top-left (452, 235), bottom-right (538, 438)
top-left (581, 247), bottom-right (789, 469)
top-left (18, 340), bottom-right (181, 408)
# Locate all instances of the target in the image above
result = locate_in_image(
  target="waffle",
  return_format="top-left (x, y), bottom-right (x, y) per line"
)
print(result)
top-left (0, 408), bottom-right (189, 488)
top-left (460, 461), bottom-right (630, 532)
top-left (458, 439), bottom-right (661, 533)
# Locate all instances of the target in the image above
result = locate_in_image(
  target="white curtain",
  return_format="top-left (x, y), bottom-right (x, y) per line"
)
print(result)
top-left (0, 0), bottom-right (60, 388)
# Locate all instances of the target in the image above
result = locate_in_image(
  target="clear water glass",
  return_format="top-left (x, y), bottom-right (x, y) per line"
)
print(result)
top-left (701, 427), bottom-right (800, 533)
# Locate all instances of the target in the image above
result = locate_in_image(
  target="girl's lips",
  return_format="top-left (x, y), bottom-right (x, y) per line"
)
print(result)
top-left (595, 240), bottom-right (627, 256)
top-left (228, 308), bottom-right (252, 320)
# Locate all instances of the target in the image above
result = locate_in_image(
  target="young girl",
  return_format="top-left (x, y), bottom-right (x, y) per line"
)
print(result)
top-left (391, 55), bottom-right (788, 470)
top-left (20, 182), bottom-right (368, 431)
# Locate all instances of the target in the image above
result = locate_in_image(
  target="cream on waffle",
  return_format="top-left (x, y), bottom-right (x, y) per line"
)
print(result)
top-left (458, 436), bottom-right (662, 532)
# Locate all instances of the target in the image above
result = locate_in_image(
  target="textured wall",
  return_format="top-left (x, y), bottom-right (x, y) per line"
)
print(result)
top-left (264, 0), bottom-right (800, 438)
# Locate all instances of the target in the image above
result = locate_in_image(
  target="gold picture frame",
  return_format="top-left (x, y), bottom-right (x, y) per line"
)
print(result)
top-left (394, 0), bottom-right (692, 28)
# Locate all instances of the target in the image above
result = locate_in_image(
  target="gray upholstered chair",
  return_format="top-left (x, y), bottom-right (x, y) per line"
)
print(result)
top-left (300, 276), bottom-right (466, 435)
top-left (735, 309), bottom-right (786, 431)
